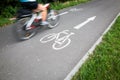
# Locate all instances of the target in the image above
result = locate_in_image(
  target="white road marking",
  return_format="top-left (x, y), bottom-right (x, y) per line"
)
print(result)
top-left (58, 12), bottom-right (69, 16)
top-left (58, 8), bottom-right (83, 16)
top-left (40, 30), bottom-right (74, 50)
top-left (69, 8), bottom-right (83, 12)
top-left (74, 16), bottom-right (96, 29)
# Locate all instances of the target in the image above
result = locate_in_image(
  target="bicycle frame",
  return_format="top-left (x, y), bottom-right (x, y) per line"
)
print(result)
top-left (26, 13), bottom-right (42, 28)
top-left (21, 3), bottom-right (50, 28)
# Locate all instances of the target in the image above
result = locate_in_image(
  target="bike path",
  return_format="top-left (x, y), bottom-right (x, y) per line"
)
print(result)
top-left (0, 0), bottom-right (120, 80)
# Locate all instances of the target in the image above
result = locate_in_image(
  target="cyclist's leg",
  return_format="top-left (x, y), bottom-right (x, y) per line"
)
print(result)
top-left (33, 4), bottom-right (48, 25)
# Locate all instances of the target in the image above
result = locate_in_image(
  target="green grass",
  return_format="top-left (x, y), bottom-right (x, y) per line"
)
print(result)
top-left (51, 0), bottom-right (90, 10)
top-left (0, 0), bottom-right (90, 27)
top-left (72, 16), bottom-right (120, 80)
top-left (0, 17), bottom-right (14, 27)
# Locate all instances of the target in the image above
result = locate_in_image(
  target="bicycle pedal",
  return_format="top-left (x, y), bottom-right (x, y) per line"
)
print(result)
top-left (26, 25), bottom-right (36, 31)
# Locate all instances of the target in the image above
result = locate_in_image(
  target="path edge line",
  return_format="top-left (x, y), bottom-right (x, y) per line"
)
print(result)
top-left (64, 12), bottom-right (120, 80)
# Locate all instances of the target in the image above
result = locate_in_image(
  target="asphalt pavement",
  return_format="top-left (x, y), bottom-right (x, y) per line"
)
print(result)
top-left (0, 0), bottom-right (120, 80)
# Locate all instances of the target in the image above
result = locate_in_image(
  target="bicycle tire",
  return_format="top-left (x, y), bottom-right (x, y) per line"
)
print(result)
top-left (14, 17), bottom-right (36, 41)
top-left (47, 10), bottom-right (60, 28)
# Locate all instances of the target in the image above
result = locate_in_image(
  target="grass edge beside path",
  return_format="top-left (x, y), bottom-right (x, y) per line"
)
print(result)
top-left (71, 15), bottom-right (120, 80)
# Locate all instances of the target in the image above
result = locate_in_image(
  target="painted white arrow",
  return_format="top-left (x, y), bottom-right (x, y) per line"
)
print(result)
top-left (73, 16), bottom-right (96, 30)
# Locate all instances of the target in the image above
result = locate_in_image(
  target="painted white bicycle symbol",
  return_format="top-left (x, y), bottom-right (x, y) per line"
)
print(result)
top-left (40, 30), bottom-right (75, 50)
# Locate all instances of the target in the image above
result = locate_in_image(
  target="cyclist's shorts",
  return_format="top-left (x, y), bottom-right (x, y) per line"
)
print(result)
top-left (21, 2), bottom-right (38, 10)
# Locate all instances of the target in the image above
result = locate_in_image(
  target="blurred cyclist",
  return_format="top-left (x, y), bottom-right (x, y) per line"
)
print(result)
top-left (19, 0), bottom-right (49, 30)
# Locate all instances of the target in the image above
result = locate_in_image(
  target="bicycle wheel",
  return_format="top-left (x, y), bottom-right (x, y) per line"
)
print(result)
top-left (40, 33), bottom-right (56, 43)
top-left (52, 39), bottom-right (71, 50)
top-left (14, 17), bottom-right (36, 40)
top-left (47, 10), bottom-right (60, 28)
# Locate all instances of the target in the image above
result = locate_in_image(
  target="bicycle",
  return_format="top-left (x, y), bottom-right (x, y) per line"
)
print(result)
top-left (40, 30), bottom-right (75, 50)
top-left (13, 3), bottom-right (60, 40)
